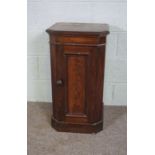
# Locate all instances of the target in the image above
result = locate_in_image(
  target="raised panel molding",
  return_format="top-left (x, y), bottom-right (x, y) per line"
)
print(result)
top-left (67, 55), bottom-right (86, 115)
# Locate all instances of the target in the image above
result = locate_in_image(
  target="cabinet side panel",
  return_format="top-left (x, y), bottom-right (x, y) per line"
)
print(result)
top-left (52, 45), bottom-right (66, 121)
top-left (86, 39), bottom-right (106, 122)
top-left (95, 46), bottom-right (105, 121)
top-left (67, 55), bottom-right (86, 114)
top-left (50, 36), bottom-right (57, 119)
top-left (86, 48), bottom-right (98, 122)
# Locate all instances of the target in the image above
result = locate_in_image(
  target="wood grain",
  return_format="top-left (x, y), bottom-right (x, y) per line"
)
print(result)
top-left (67, 55), bottom-right (86, 115)
top-left (46, 23), bottom-right (109, 133)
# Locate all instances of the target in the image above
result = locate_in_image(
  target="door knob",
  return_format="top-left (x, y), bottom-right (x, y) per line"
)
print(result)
top-left (56, 80), bottom-right (63, 85)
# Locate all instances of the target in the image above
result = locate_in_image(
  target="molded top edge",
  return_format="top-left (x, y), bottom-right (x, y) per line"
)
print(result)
top-left (46, 22), bottom-right (109, 35)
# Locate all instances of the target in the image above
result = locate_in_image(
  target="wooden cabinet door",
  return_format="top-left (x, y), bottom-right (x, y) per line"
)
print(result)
top-left (52, 44), bottom-right (104, 124)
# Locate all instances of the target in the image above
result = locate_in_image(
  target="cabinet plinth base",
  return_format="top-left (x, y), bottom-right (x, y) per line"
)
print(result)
top-left (51, 117), bottom-right (103, 133)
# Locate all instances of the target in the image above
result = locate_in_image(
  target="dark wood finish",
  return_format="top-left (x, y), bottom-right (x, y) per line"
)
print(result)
top-left (67, 55), bottom-right (86, 114)
top-left (46, 22), bottom-right (109, 133)
top-left (46, 22), bottom-right (109, 34)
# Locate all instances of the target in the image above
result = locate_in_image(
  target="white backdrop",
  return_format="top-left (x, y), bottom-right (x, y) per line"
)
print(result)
top-left (27, 0), bottom-right (127, 105)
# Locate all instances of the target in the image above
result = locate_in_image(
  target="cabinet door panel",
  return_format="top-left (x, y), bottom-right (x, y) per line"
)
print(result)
top-left (54, 45), bottom-right (104, 124)
top-left (63, 46), bottom-right (91, 123)
top-left (67, 55), bottom-right (86, 115)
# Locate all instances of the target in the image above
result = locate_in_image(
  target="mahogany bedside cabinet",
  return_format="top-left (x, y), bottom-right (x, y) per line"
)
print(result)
top-left (46, 22), bottom-right (109, 133)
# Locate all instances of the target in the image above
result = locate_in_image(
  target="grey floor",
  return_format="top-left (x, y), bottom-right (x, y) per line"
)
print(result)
top-left (28, 102), bottom-right (127, 155)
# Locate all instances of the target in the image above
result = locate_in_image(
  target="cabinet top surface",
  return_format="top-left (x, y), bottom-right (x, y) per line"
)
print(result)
top-left (46, 22), bottom-right (109, 34)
